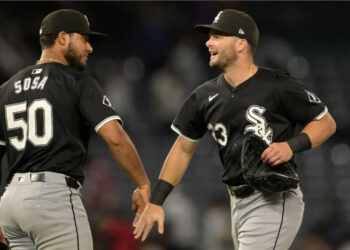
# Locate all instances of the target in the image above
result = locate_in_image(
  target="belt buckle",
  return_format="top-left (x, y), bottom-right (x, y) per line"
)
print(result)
top-left (229, 184), bottom-right (254, 198)
top-left (30, 173), bottom-right (45, 182)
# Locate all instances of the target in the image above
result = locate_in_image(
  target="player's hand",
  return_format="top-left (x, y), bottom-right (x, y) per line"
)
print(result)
top-left (132, 184), bottom-right (151, 226)
top-left (261, 142), bottom-right (293, 166)
top-left (133, 203), bottom-right (165, 242)
top-left (0, 226), bottom-right (6, 244)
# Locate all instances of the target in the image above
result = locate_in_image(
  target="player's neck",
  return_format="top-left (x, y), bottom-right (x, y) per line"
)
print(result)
top-left (223, 62), bottom-right (257, 88)
top-left (37, 50), bottom-right (68, 66)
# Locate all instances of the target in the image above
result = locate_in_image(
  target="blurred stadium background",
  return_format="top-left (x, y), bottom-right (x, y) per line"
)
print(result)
top-left (0, 2), bottom-right (349, 250)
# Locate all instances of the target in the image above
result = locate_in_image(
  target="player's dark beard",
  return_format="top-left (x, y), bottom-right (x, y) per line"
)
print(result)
top-left (211, 51), bottom-right (238, 71)
top-left (64, 43), bottom-right (86, 71)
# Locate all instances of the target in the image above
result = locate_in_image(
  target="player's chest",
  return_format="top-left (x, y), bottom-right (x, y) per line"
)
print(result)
top-left (204, 86), bottom-right (279, 121)
top-left (202, 86), bottom-right (281, 145)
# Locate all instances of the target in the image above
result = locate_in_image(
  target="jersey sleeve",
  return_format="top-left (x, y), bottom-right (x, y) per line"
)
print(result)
top-left (281, 80), bottom-right (327, 126)
top-left (171, 90), bottom-right (207, 142)
top-left (0, 94), bottom-right (5, 146)
top-left (0, 127), bottom-right (5, 146)
top-left (78, 77), bottom-right (122, 132)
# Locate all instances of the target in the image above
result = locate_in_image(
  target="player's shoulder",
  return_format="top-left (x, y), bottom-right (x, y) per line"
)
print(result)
top-left (49, 64), bottom-right (94, 83)
top-left (258, 66), bottom-right (302, 87)
top-left (192, 75), bottom-right (220, 94)
top-left (46, 64), bottom-right (99, 91)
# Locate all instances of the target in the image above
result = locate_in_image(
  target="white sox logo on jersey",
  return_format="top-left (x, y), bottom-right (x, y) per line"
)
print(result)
top-left (244, 105), bottom-right (273, 144)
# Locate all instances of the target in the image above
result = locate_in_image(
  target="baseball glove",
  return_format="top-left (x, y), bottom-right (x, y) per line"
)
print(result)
top-left (240, 133), bottom-right (299, 193)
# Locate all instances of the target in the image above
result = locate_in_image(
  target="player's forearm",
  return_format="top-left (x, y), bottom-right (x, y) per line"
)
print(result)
top-left (99, 120), bottom-right (150, 188)
top-left (301, 112), bottom-right (336, 148)
top-left (108, 133), bottom-right (150, 188)
top-left (159, 136), bottom-right (198, 186)
top-left (0, 226), bottom-right (6, 244)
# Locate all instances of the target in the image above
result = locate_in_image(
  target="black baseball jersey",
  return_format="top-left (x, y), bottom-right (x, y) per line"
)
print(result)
top-left (0, 62), bottom-right (122, 184)
top-left (172, 67), bottom-right (327, 186)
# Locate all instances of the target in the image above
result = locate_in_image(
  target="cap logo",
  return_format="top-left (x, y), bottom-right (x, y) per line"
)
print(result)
top-left (239, 28), bottom-right (245, 35)
top-left (84, 14), bottom-right (90, 27)
top-left (213, 11), bottom-right (223, 23)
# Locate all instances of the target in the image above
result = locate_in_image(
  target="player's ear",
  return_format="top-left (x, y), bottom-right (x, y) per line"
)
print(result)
top-left (56, 31), bottom-right (69, 46)
top-left (235, 38), bottom-right (248, 54)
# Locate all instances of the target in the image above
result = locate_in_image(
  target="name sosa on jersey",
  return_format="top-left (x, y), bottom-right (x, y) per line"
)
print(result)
top-left (14, 71), bottom-right (48, 94)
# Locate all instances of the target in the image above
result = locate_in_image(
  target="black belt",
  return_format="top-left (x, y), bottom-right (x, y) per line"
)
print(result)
top-left (30, 173), bottom-right (80, 189)
top-left (228, 184), bottom-right (254, 199)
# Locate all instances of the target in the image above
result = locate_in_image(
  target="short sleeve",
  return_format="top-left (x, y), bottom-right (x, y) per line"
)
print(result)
top-left (0, 127), bottom-right (5, 146)
top-left (171, 91), bottom-right (207, 142)
top-left (0, 99), bottom-right (5, 146)
top-left (78, 78), bottom-right (122, 132)
top-left (281, 80), bottom-right (327, 126)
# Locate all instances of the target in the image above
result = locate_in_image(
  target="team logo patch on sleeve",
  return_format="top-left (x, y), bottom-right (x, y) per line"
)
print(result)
top-left (102, 95), bottom-right (114, 109)
top-left (305, 90), bottom-right (321, 104)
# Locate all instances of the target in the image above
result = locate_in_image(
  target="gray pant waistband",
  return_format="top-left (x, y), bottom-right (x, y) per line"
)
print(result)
top-left (10, 172), bottom-right (81, 189)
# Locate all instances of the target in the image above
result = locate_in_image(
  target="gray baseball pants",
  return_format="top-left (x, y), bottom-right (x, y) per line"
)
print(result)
top-left (229, 187), bottom-right (304, 250)
top-left (0, 172), bottom-right (93, 250)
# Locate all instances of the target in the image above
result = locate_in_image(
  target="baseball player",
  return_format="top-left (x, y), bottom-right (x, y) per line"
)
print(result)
top-left (0, 9), bottom-right (151, 250)
top-left (134, 9), bottom-right (336, 250)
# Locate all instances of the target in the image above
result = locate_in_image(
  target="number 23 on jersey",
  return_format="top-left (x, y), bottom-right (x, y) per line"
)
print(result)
top-left (208, 123), bottom-right (228, 147)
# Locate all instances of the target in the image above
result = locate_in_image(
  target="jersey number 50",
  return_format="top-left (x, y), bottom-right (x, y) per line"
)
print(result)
top-left (5, 99), bottom-right (53, 151)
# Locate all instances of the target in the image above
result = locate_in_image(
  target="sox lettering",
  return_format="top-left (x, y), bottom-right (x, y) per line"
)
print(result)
top-left (244, 105), bottom-right (273, 144)
top-left (213, 11), bottom-right (223, 23)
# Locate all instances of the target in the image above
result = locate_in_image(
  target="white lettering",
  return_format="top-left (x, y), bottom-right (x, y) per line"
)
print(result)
top-left (31, 77), bottom-right (40, 89)
top-left (13, 76), bottom-right (48, 94)
top-left (14, 80), bottom-right (22, 94)
top-left (23, 78), bottom-right (31, 91)
top-left (213, 11), bottom-right (223, 23)
top-left (244, 105), bottom-right (273, 145)
top-left (37, 76), bottom-right (48, 90)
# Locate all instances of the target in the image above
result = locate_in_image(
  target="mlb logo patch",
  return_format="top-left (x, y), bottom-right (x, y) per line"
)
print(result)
top-left (32, 68), bottom-right (42, 75)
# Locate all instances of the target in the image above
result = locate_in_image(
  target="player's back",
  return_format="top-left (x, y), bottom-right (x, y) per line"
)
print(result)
top-left (0, 63), bottom-right (94, 183)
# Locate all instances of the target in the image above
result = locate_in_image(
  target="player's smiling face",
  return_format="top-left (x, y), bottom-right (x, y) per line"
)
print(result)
top-left (206, 30), bottom-right (238, 71)
top-left (64, 33), bottom-right (93, 70)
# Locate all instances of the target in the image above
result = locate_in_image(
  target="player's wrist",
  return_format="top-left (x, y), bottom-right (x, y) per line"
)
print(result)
top-left (138, 181), bottom-right (151, 190)
top-left (137, 177), bottom-right (151, 189)
top-left (149, 179), bottom-right (174, 206)
top-left (286, 133), bottom-right (312, 153)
